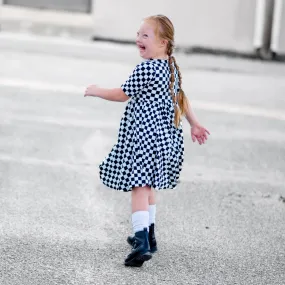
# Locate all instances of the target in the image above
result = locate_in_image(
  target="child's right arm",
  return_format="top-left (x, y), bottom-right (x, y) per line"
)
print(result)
top-left (84, 85), bottom-right (129, 102)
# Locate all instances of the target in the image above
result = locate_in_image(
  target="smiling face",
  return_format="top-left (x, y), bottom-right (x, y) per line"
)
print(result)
top-left (136, 20), bottom-right (168, 60)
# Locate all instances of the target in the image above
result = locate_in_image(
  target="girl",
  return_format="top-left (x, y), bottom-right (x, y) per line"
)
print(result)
top-left (84, 15), bottom-right (210, 267)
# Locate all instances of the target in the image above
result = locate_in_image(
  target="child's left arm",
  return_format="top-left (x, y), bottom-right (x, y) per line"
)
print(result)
top-left (184, 100), bottom-right (210, 145)
top-left (84, 85), bottom-right (129, 102)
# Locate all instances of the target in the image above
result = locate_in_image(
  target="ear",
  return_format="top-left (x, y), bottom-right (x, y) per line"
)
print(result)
top-left (160, 39), bottom-right (168, 48)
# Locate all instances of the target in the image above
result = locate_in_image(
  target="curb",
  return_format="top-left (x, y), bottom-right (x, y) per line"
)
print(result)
top-left (1, 31), bottom-right (285, 78)
top-left (93, 36), bottom-right (285, 63)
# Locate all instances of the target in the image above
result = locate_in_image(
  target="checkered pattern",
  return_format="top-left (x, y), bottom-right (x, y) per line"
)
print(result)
top-left (99, 59), bottom-right (184, 191)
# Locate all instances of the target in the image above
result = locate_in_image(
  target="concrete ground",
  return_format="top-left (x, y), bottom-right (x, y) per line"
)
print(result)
top-left (0, 32), bottom-right (285, 285)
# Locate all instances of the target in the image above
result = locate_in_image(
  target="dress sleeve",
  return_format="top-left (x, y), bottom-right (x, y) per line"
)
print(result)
top-left (121, 62), bottom-right (155, 97)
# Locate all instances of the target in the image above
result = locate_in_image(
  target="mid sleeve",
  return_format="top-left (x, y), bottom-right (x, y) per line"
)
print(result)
top-left (121, 62), bottom-right (155, 98)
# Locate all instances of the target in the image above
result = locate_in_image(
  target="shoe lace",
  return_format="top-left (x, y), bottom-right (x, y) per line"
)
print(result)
top-left (132, 240), bottom-right (137, 250)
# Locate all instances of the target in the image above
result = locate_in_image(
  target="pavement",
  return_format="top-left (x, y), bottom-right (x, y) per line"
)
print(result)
top-left (0, 29), bottom-right (285, 285)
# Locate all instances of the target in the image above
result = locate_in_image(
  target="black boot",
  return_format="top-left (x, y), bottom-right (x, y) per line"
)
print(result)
top-left (148, 223), bottom-right (157, 253)
top-left (127, 224), bottom-right (158, 253)
top-left (124, 228), bottom-right (152, 267)
top-left (126, 235), bottom-right (135, 247)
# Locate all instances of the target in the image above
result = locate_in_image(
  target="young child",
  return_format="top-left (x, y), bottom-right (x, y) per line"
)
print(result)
top-left (84, 15), bottom-right (210, 267)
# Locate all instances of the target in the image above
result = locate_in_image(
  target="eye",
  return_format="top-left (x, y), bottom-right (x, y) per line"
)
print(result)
top-left (143, 34), bottom-right (148, 38)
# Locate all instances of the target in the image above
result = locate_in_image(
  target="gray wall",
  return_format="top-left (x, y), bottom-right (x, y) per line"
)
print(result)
top-left (3, 0), bottom-right (91, 13)
top-left (1, 0), bottom-right (285, 55)
top-left (93, 0), bottom-right (257, 53)
top-left (274, 1), bottom-right (285, 53)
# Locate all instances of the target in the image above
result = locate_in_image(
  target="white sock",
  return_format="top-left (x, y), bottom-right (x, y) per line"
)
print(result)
top-left (132, 211), bottom-right (149, 234)
top-left (148, 204), bottom-right (156, 225)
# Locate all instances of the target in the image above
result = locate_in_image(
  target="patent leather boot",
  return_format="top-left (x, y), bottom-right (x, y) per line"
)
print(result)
top-left (127, 224), bottom-right (158, 253)
top-left (124, 228), bottom-right (152, 267)
top-left (148, 223), bottom-right (157, 253)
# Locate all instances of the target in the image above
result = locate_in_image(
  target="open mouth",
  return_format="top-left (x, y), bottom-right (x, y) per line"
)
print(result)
top-left (137, 44), bottom-right (146, 52)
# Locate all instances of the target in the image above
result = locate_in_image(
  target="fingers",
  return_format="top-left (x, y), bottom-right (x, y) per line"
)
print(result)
top-left (202, 133), bottom-right (208, 141)
top-left (84, 87), bottom-right (90, 97)
top-left (194, 135), bottom-right (202, 145)
top-left (200, 127), bottom-right (210, 138)
top-left (84, 85), bottom-right (98, 97)
top-left (193, 134), bottom-right (207, 145)
top-left (199, 128), bottom-right (210, 144)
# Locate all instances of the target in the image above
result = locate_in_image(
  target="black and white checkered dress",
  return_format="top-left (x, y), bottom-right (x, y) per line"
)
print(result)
top-left (99, 59), bottom-right (184, 191)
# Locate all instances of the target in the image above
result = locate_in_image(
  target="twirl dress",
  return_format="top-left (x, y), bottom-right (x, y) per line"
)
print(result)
top-left (99, 58), bottom-right (184, 191)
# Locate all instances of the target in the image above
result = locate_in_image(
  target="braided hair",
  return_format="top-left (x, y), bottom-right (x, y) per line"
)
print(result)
top-left (145, 15), bottom-right (188, 127)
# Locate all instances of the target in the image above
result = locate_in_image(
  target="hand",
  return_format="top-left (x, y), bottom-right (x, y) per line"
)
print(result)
top-left (84, 85), bottom-right (99, 97)
top-left (191, 123), bottom-right (210, 145)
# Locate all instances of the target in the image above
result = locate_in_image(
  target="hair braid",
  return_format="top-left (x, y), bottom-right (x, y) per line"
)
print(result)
top-left (168, 55), bottom-right (181, 128)
top-left (172, 56), bottom-right (188, 117)
top-left (167, 43), bottom-right (188, 127)
top-left (145, 14), bottom-right (188, 128)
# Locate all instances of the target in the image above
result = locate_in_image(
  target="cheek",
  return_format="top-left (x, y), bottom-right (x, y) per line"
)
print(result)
top-left (148, 40), bottom-right (156, 48)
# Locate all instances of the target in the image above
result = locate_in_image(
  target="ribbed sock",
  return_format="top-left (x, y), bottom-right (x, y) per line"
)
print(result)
top-left (132, 211), bottom-right (149, 234)
top-left (148, 204), bottom-right (156, 225)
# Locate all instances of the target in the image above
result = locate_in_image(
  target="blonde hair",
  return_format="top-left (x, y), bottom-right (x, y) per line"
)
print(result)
top-left (144, 15), bottom-right (188, 128)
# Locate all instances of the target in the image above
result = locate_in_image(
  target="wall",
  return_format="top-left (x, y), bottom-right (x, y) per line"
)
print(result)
top-left (1, 0), bottom-right (283, 55)
top-left (2, 0), bottom-right (91, 13)
top-left (273, 1), bottom-right (285, 53)
top-left (93, 0), bottom-right (257, 53)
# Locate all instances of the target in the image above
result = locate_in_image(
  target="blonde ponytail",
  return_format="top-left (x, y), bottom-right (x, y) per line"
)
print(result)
top-left (168, 55), bottom-right (188, 128)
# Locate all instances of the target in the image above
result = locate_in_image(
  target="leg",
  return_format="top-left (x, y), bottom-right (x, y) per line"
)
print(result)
top-left (148, 188), bottom-right (156, 205)
top-left (132, 186), bottom-right (151, 213)
top-left (125, 186), bottom-right (152, 267)
top-left (127, 187), bottom-right (158, 254)
top-left (148, 188), bottom-right (156, 225)
top-left (131, 186), bottom-right (151, 234)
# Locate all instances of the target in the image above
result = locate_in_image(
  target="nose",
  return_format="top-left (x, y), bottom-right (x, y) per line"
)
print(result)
top-left (136, 34), bottom-right (141, 43)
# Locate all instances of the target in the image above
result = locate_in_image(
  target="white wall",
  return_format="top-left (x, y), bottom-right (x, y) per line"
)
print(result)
top-left (1, 0), bottom-right (91, 12)
top-left (279, 10), bottom-right (285, 53)
top-left (271, 0), bottom-right (285, 54)
top-left (93, 0), bottom-right (256, 53)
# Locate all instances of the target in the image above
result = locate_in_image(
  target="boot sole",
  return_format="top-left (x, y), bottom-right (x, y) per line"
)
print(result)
top-left (124, 252), bottom-right (152, 267)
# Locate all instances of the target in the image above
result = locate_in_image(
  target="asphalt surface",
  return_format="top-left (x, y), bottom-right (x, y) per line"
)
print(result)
top-left (0, 33), bottom-right (285, 285)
